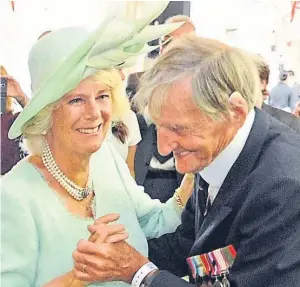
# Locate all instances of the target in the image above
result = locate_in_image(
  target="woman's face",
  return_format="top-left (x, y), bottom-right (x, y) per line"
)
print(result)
top-left (49, 77), bottom-right (112, 156)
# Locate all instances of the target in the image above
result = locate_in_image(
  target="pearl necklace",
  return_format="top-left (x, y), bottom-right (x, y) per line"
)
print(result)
top-left (42, 141), bottom-right (94, 201)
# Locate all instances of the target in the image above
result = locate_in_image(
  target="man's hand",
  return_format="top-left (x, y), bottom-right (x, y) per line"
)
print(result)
top-left (73, 226), bottom-right (149, 283)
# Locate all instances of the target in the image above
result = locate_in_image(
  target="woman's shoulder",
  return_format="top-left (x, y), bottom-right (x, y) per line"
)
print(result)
top-left (1, 159), bottom-right (43, 199)
top-left (91, 140), bottom-right (132, 178)
top-left (91, 140), bottom-right (123, 166)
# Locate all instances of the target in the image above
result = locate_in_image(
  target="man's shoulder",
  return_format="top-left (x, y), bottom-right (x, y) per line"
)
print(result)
top-left (244, 110), bottom-right (300, 182)
top-left (262, 104), bottom-right (300, 133)
top-left (255, 123), bottom-right (300, 178)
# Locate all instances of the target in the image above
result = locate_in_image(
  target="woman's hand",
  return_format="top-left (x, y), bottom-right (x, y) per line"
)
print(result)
top-left (88, 213), bottom-right (129, 243)
top-left (176, 173), bottom-right (195, 206)
top-left (42, 271), bottom-right (84, 287)
top-left (73, 214), bottom-right (136, 283)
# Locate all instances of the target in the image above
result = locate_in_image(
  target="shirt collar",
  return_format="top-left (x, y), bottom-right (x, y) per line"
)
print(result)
top-left (199, 109), bottom-right (255, 188)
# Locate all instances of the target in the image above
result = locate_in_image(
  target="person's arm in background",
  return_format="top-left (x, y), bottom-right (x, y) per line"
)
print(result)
top-left (3, 75), bottom-right (29, 108)
top-left (127, 145), bottom-right (137, 178)
top-left (124, 110), bottom-right (142, 178)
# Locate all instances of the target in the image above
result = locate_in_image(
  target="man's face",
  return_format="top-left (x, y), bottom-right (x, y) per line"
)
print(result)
top-left (150, 79), bottom-right (242, 174)
top-left (260, 79), bottom-right (269, 101)
top-left (161, 22), bottom-right (195, 53)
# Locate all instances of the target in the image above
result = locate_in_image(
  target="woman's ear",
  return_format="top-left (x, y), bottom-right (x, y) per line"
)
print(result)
top-left (228, 91), bottom-right (248, 122)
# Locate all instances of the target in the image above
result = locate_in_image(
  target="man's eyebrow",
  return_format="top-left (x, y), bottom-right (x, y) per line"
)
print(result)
top-left (160, 123), bottom-right (188, 131)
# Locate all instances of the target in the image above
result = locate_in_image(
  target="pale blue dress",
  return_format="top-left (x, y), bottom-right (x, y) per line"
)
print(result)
top-left (1, 141), bottom-right (181, 287)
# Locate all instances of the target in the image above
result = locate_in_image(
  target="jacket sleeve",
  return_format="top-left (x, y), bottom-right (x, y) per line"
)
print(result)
top-left (1, 185), bottom-right (38, 286)
top-left (110, 143), bottom-right (182, 239)
top-left (150, 271), bottom-right (194, 287)
top-left (148, 192), bottom-right (196, 277)
top-left (229, 177), bottom-right (300, 287)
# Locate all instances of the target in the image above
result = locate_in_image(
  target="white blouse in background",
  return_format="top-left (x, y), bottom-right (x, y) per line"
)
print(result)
top-left (109, 110), bottom-right (142, 161)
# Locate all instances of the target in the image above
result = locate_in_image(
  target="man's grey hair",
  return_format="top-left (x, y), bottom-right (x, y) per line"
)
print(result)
top-left (135, 34), bottom-right (261, 120)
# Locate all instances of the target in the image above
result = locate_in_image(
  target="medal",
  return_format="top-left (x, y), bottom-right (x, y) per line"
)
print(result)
top-left (213, 277), bottom-right (224, 287)
top-left (221, 272), bottom-right (230, 287)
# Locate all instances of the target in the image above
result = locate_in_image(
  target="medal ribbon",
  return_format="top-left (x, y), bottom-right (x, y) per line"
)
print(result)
top-left (187, 245), bottom-right (237, 278)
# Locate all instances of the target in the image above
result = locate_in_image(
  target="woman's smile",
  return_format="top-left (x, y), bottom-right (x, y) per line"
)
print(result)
top-left (76, 124), bottom-right (102, 135)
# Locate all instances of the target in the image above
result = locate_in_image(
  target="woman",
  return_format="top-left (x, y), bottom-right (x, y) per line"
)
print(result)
top-left (1, 4), bottom-right (191, 287)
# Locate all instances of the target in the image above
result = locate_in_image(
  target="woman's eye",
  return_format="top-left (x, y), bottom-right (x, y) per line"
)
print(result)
top-left (97, 94), bottom-right (109, 100)
top-left (68, 98), bottom-right (83, 104)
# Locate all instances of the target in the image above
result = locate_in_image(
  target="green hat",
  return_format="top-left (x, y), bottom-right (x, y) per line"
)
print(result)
top-left (9, 2), bottom-right (183, 139)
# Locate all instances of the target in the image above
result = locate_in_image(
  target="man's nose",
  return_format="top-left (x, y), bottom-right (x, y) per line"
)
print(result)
top-left (157, 127), bottom-right (178, 156)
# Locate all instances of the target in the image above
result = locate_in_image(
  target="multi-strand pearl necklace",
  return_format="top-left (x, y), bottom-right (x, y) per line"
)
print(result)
top-left (42, 141), bottom-right (94, 201)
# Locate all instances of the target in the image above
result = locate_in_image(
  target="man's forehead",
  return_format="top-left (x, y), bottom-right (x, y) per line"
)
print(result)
top-left (151, 81), bottom-right (203, 124)
top-left (166, 78), bottom-right (193, 103)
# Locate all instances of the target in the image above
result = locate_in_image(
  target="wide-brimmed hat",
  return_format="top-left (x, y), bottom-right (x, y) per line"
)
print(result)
top-left (8, 2), bottom-right (183, 139)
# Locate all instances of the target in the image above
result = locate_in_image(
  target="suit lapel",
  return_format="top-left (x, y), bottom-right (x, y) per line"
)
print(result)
top-left (191, 205), bottom-right (232, 254)
top-left (191, 109), bottom-right (271, 253)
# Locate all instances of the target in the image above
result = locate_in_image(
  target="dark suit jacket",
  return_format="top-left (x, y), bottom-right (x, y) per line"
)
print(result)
top-left (262, 102), bottom-right (300, 133)
top-left (148, 109), bottom-right (300, 287)
top-left (135, 114), bottom-right (183, 188)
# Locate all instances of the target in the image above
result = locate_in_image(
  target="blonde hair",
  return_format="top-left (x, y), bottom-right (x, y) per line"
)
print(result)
top-left (135, 34), bottom-right (261, 120)
top-left (22, 69), bottom-right (129, 155)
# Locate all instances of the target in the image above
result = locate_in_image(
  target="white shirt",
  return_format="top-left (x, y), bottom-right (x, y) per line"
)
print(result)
top-left (109, 110), bottom-right (142, 161)
top-left (199, 109), bottom-right (255, 203)
top-left (149, 156), bottom-right (176, 171)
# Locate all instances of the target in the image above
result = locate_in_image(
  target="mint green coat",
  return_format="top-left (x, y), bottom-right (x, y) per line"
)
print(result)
top-left (1, 141), bottom-right (181, 286)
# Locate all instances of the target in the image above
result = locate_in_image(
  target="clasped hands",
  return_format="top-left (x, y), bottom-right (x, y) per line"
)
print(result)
top-left (72, 213), bottom-right (149, 284)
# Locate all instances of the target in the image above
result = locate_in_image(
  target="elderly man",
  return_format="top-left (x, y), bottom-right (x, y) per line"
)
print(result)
top-left (135, 15), bottom-right (196, 202)
top-left (72, 35), bottom-right (300, 287)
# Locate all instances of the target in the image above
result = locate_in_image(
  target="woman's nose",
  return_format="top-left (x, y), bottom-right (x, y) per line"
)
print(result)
top-left (86, 101), bottom-right (101, 120)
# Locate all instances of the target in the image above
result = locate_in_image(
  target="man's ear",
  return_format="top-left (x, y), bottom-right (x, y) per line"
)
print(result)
top-left (228, 91), bottom-right (248, 122)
